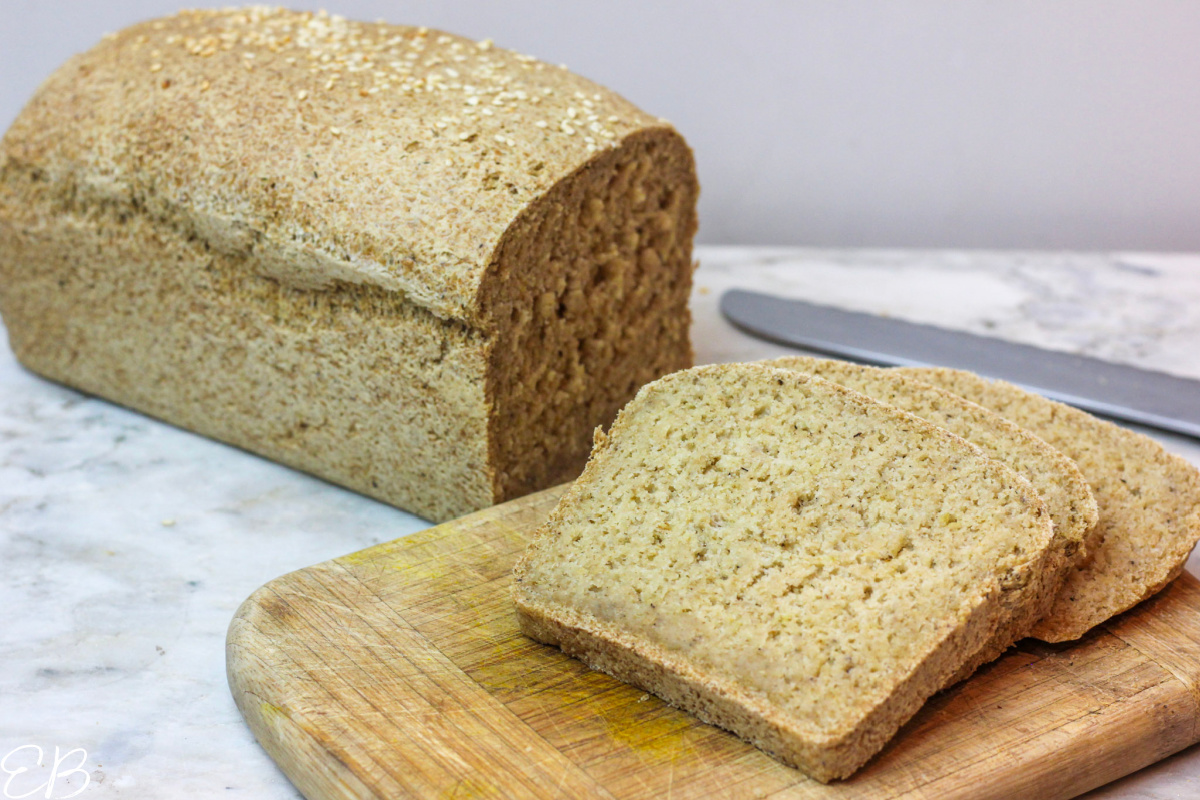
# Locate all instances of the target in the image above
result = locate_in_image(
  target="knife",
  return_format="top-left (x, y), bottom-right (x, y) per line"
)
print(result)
top-left (720, 289), bottom-right (1200, 439)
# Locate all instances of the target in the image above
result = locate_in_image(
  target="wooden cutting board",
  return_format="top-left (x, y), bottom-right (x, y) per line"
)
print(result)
top-left (227, 485), bottom-right (1200, 799)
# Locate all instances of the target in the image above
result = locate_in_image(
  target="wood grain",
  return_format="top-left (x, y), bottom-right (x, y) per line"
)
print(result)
top-left (227, 485), bottom-right (1200, 799)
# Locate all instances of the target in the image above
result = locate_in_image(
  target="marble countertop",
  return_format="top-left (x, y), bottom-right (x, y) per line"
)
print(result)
top-left (3, 247), bottom-right (1199, 799)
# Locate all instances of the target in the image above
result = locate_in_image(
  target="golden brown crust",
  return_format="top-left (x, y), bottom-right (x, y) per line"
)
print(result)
top-left (0, 201), bottom-right (497, 521)
top-left (0, 7), bottom-right (666, 323)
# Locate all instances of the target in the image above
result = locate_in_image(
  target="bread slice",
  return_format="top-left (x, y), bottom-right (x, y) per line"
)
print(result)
top-left (0, 8), bottom-right (698, 522)
top-left (897, 366), bottom-right (1200, 642)
top-left (765, 356), bottom-right (1097, 679)
top-left (513, 364), bottom-right (1054, 781)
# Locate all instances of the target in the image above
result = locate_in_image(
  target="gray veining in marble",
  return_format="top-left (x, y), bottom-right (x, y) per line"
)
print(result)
top-left (2, 248), bottom-right (1198, 799)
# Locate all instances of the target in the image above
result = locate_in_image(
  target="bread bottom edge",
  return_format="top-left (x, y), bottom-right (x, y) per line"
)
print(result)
top-left (510, 592), bottom-right (989, 784)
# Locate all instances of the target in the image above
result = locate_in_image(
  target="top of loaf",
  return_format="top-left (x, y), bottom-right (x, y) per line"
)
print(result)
top-left (0, 6), bottom-right (673, 322)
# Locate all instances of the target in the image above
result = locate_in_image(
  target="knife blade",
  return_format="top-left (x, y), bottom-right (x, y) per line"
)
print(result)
top-left (720, 288), bottom-right (1200, 439)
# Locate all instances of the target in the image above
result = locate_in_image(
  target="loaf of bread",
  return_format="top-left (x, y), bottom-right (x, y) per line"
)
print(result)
top-left (0, 8), bottom-right (698, 521)
top-left (765, 356), bottom-right (1097, 679)
top-left (513, 364), bottom-right (1054, 781)
top-left (898, 366), bottom-right (1200, 642)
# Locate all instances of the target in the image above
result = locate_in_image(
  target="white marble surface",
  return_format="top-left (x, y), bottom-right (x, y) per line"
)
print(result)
top-left (2, 247), bottom-right (1199, 799)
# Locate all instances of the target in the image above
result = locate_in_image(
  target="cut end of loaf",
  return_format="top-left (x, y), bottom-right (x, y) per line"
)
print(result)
top-left (483, 127), bottom-right (698, 503)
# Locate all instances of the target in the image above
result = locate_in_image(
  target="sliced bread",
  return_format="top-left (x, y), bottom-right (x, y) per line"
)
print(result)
top-left (512, 364), bottom-right (1054, 781)
top-left (897, 366), bottom-right (1200, 642)
top-left (765, 356), bottom-right (1098, 678)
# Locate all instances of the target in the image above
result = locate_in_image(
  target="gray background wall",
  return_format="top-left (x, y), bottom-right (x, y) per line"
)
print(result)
top-left (4, 1), bottom-right (1199, 250)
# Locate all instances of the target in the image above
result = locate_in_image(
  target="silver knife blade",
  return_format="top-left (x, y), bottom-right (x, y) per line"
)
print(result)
top-left (720, 288), bottom-right (1200, 439)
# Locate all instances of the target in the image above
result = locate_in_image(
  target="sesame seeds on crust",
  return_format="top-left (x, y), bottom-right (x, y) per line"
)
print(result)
top-left (3, 7), bottom-right (672, 322)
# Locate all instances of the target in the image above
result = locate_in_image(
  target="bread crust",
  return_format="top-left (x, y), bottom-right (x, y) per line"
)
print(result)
top-left (0, 8), bottom-right (666, 321)
top-left (515, 585), bottom-right (1000, 783)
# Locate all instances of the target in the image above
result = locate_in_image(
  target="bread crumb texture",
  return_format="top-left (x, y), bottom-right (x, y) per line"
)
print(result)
top-left (897, 367), bottom-right (1200, 642)
top-left (514, 364), bottom-right (1053, 781)
top-left (0, 7), bottom-right (698, 521)
top-left (767, 356), bottom-right (1097, 677)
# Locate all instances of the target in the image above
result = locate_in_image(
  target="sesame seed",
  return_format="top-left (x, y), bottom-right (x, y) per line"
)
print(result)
top-left (149, 63), bottom-right (163, 73)
top-left (143, 8), bottom-right (623, 155)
